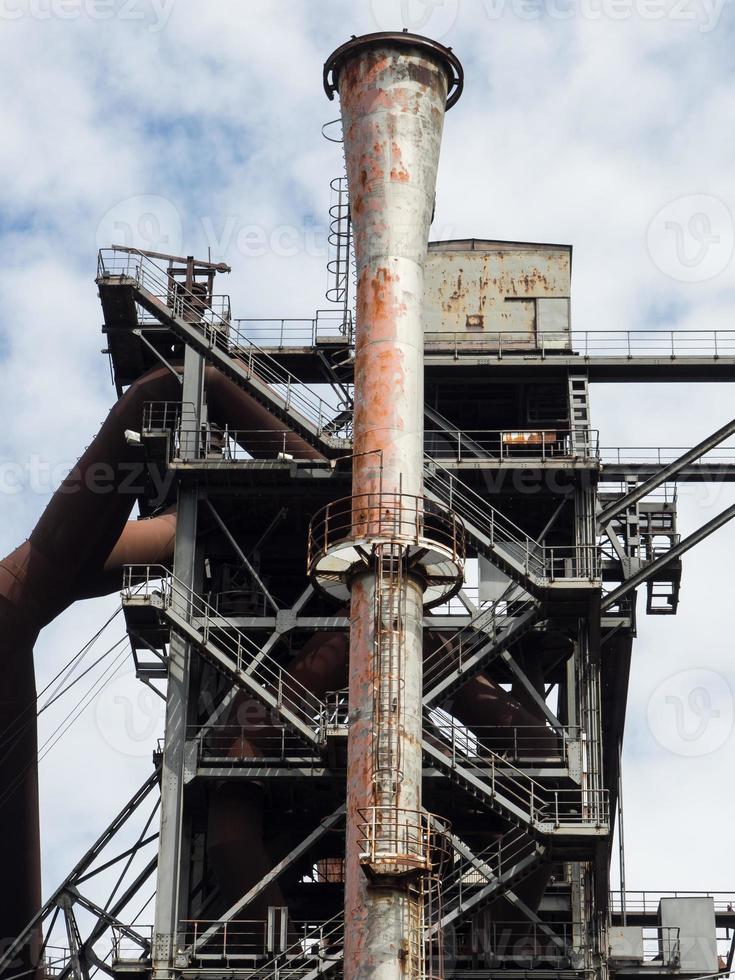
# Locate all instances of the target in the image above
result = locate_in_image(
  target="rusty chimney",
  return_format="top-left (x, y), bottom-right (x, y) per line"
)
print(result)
top-left (323, 31), bottom-right (464, 980)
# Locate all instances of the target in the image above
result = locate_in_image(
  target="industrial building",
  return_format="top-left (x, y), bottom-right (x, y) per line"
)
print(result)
top-left (0, 29), bottom-right (733, 980)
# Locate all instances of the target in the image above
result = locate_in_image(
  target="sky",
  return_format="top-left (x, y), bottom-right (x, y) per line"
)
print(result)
top-left (0, 0), bottom-right (734, 923)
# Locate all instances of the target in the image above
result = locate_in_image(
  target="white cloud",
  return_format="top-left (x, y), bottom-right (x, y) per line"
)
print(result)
top-left (1, 0), bottom-right (734, 923)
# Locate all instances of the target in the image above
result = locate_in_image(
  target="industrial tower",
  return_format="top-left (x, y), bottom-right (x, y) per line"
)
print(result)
top-left (1, 29), bottom-right (734, 980)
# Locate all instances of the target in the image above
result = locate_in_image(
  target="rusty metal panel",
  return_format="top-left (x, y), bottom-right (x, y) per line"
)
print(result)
top-left (424, 239), bottom-right (572, 350)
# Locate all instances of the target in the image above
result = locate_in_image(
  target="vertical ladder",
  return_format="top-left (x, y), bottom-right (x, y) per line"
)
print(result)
top-left (326, 176), bottom-right (353, 328)
top-left (568, 373), bottom-right (592, 456)
top-left (373, 543), bottom-right (406, 803)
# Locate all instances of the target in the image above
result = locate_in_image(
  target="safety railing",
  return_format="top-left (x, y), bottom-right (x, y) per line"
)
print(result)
top-left (320, 689), bottom-right (349, 734)
top-left (232, 309), bottom-right (353, 347)
top-left (97, 248), bottom-right (347, 440)
top-left (136, 293), bottom-right (232, 325)
top-left (602, 445), bottom-right (735, 467)
top-left (307, 492), bottom-right (466, 573)
top-left (424, 328), bottom-right (735, 360)
top-left (425, 457), bottom-right (600, 582)
top-left (41, 946), bottom-right (72, 978)
top-left (446, 918), bottom-right (579, 968)
top-left (609, 889), bottom-right (735, 914)
top-left (358, 807), bottom-right (452, 878)
top-left (428, 717), bottom-right (578, 764)
top-left (177, 424), bottom-right (352, 463)
top-left (177, 914), bottom-right (344, 969)
top-left (121, 565), bottom-right (326, 741)
top-left (142, 400), bottom-right (184, 432)
top-left (440, 829), bottom-right (540, 915)
top-left (423, 594), bottom-right (539, 696)
top-left (424, 711), bottom-right (609, 832)
top-left (188, 725), bottom-right (321, 765)
top-left (645, 927), bottom-right (681, 967)
top-left (111, 924), bottom-right (153, 963)
top-left (425, 428), bottom-right (600, 463)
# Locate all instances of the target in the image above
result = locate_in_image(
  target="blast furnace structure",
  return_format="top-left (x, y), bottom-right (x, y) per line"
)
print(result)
top-left (2, 29), bottom-right (734, 980)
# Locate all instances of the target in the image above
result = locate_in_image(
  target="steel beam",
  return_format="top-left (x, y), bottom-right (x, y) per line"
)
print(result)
top-left (189, 804), bottom-right (345, 952)
top-left (598, 417), bottom-right (735, 526)
top-left (152, 343), bottom-right (203, 974)
top-left (601, 500), bottom-right (735, 610)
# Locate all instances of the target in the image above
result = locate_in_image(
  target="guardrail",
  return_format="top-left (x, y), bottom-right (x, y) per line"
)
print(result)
top-left (98, 248), bottom-right (346, 440)
top-left (610, 889), bottom-right (735, 913)
top-left (423, 596), bottom-right (538, 695)
top-left (358, 806), bottom-right (451, 878)
top-left (121, 565), bottom-right (326, 742)
top-left (232, 310), bottom-right (353, 347)
top-left (308, 492), bottom-right (466, 573)
top-left (428, 717), bottom-right (578, 764)
top-left (425, 428), bottom-right (600, 463)
top-left (188, 725), bottom-right (321, 765)
top-left (177, 914), bottom-right (344, 965)
top-left (425, 711), bottom-right (608, 832)
top-left (111, 924), bottom-right (153, 963)
top-left (602, 446), bottom-right (735, 467)
top-left (425, 457), bottom-right (600, 583)
top-left (446, 918), bottom-right (580, 968)
top-left (440, 830), bottom-right (539, 911)
top-left (424, 328), bottom-right (735, 359)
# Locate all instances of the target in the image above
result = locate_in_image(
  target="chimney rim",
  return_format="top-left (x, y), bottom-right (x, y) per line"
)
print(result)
top-left (323, 31), bottom-right (464, 110)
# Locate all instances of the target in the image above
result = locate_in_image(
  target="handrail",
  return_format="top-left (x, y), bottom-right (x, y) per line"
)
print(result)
top-left (121, 565), bottom-right (327, 740)
top-left (424, 711), bottom-right (608, 832)
top-left (98, 248), bottom-right (348, 440)
top-left (424, 328), bottom-right (735, 359)
top-left (440, 829), bottom-right (540, 915)
top-left (423, 594), bottom-right (539, 695)
top-left (307, 491), bottom-right (466, 573)
top-left (601, 446), bottom-right (735, 467)
top-left (425, 428), bottom-right (600, 463)
top-left (178, 911), bottom-right (345, 973)
top-left (425, 456), bottom-right (600, 582)
top-left (231, 310), bottom-right (353, 347)
top-left (609, 889), bottom-right (735, 913)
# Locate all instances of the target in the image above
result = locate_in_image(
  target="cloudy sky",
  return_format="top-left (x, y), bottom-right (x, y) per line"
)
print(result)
top-left (1, 0), bottom-right (734, 920)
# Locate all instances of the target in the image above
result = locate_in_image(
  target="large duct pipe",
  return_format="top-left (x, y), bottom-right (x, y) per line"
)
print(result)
top-left (324, 32), bottom-right (462, 980)
top-left (0, 364), bottom-right (322, 975)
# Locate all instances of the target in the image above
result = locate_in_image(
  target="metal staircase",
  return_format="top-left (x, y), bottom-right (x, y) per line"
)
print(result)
top-left (423, 593), bottom-right (541, 705)
top-left (424, 458), bottom-right (599, 596)
top-left (97, 248), bottom-right (350, 456)
top-left (437, 829), bottom-right (546, 930)
top-left (422, 714), bottom-right (608, 839)
top-left (121, 565), bottom-right (327, 747)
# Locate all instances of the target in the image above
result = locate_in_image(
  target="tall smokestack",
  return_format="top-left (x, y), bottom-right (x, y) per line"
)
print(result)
top-left (324, 32), bottom-right (463, 980)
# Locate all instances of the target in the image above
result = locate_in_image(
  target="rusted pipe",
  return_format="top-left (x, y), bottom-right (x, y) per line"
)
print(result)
top-left (0, 363), bottom-right (322, 973)
top-left (325, 32), bottom-right (462, 980)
